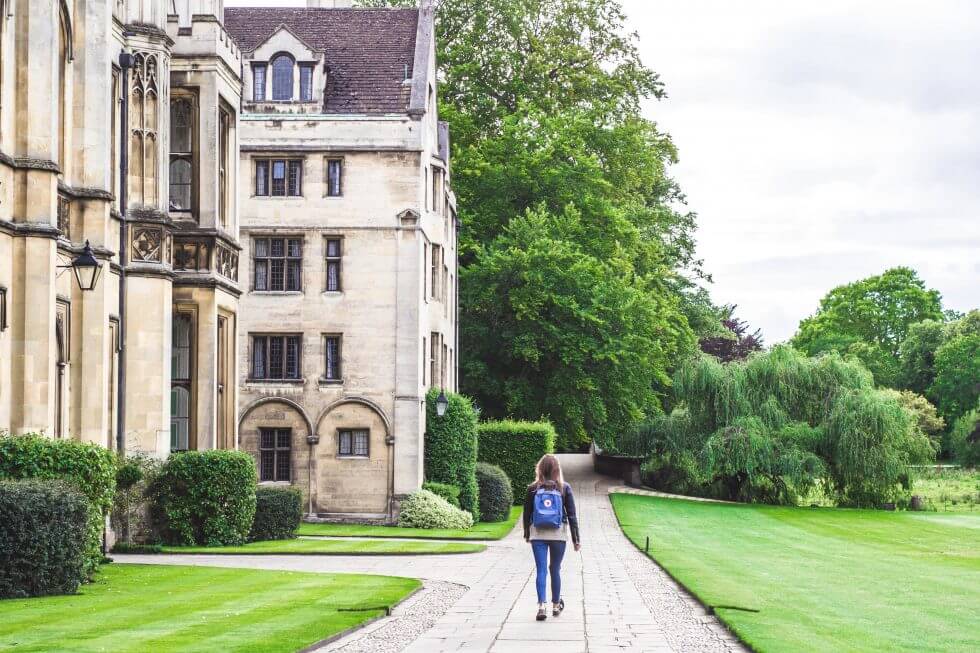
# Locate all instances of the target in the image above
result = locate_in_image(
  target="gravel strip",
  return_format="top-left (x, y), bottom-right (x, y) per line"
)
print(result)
top-left (315, 581), bottom-right (468, 653)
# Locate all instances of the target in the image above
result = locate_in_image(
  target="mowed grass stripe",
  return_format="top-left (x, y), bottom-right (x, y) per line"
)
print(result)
top-left (0, 564), bottom-right (419, 653)
top-left (161, 538), bottom-right (485, 555)
top-left (297, 506), bottom-right (522, 540)
top-left (610, 493), bottom-right (980, 653)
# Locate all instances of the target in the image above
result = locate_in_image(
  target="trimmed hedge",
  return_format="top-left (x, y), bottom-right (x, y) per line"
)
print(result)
top-left (250, 486), bottom-right (303, 541)
top-left (477, 420), bottom-right (556, 504)
top-left (476, 462), bottom-right (513, 522)
top-left (0, 434), bottom-right (117, 577)
top-left (398, 489), bottom-right (474, 530)
top-left (0, 480), bottom-right (89, 598)
top-left (424, 389), bottom-right (480, 520)
top-left (148, 450), bottom-right (257, 546)
top-left (422, 481), bottom-right (461, 508)
top-left (110, 542), bottom-right (163, 555)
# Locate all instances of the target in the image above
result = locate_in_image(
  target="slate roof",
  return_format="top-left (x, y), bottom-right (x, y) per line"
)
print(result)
top-left (223, 7), bottom-right (419, 115)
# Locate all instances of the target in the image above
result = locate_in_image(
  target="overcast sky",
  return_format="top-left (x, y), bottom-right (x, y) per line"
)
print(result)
top-left (226, 0), bottom-right (980, 342)
top-left (621, 0), bottom-right (980, 341)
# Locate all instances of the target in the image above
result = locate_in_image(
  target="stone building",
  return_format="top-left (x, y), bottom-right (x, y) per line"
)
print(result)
top-left (0, 0), bottom-right (242, 456)
top-left (227, 0), bottom-right (459, 520)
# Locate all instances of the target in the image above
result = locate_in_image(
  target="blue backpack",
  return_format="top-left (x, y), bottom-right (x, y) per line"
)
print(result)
top-left (532, 485), bottom-right (565, 529)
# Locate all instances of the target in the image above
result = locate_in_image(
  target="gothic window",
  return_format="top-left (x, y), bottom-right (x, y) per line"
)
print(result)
top-left (171, 312), bottom-right (193, 451)
top-left (169, 95), bottom-right (195, 215)
top-left (219, 106), bottom-right (232, 227)
top-left (129, 53), bottom-right (160, 208)
top-left (271, 54), bottom-right (294, 101)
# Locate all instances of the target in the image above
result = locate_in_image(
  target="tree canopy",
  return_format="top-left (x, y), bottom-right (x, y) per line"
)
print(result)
top-left (792, 267), bottom-right (944, 387)
top-left (364, 0), bottom-right (706, 449)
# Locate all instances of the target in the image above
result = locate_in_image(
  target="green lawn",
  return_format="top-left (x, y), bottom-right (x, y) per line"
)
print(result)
top-left (0, 564), bottom-right (419, 653)
top-left (611, 493), bottom-right (980, 653)
top-left (161, 538), bottom-right (485, 555)
top-left (298, 506), bottom-right (522, 540)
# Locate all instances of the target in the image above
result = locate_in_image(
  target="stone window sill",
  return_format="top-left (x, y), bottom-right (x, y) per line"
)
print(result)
top-left (318, 378), bottom-right (344, 387)
top-left (250, 290), bottom-right (304, 296)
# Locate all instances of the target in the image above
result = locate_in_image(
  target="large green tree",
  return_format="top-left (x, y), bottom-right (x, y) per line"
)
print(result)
top-left (792, 268), bottom-right (944, 387)
top-left (365, 0), bottom-right (704, 449)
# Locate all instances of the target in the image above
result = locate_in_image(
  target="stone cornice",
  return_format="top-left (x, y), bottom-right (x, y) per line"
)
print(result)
top-left (172, 226), bottom-right (243, 251)
top-left (0, 149), bottom-right (61, 173)
top-left (173, 273), bottom-right (243, 298)
top-left (58, 180), bottom-right (114, 202)
top-left (0, 219), bottom-right (60, 239)
top-left (124, 22), bottom-right (176, 47)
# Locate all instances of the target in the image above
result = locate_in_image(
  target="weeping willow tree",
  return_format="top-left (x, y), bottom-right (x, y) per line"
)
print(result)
top-left (621, 346), bottom-right (934, 506)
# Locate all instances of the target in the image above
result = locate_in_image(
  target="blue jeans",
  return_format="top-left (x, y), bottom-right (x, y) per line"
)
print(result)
top-left (531, 540), bottom-right (567, 604)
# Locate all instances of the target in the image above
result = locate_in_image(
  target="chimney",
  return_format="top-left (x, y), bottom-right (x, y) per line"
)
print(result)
top-left (306, 0), bottom-right (354, 7)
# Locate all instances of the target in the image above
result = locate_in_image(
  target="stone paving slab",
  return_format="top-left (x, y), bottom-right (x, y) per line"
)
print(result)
top-left (116, 453), bottom-right (746, 652)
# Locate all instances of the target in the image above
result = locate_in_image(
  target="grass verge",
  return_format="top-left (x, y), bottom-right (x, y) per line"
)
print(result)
top-left (160, 538), bottom-right (485, 555)
top-left (297, 506), bottom-right (522, 540)
top-left (0, 563), bottom-right (419, 653)
top-left (611, 493), bottom-right (980, 653)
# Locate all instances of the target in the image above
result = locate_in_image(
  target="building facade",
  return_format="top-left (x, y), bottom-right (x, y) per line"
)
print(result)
top-left (227, 0), bottom-right (458, 520)
top-left (0, 0), bottom-right (242, 456)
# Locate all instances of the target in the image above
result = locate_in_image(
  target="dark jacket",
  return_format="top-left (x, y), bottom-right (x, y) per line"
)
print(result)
top-left (523, 481), bottom-right (580, 546)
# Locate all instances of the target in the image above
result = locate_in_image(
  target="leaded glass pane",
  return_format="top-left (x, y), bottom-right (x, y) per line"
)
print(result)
top-left (288, 160), bottom-right (302, 195)
top-left (299, 65), bottom-right (313, 101)
top-left (253, 64), bottom-right (266, 101)
top-left (272, 161), bottom-right (286, 196)
top-left (256, 161), bottom-right (268, 196)
top-left (271, 56), bottom-right (293, 100)
top-left (270, 259), bottom-right (284, 290)
top-left (269, 338), bottom-right (283, 378)
top-left (287, 261), bottom-right (301, 291)
top-left (260, 450), bottom-right (274, 481)
top-left (252, 337), bottom-right (266, 378)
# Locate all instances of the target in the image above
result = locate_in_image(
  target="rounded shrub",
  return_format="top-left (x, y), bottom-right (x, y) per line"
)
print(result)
top-left (950, 408), bottom-right (980, 467)
top-left (477, 420), bottom-right (556, 503)
top-left (424, 389), bottom-right (480, 520)
top-left (398, 489), bottom-right (474, 530)
top-left (476, 462), bottom-right (513, 522)
top-left (0, 480), bottom-right (89, 598)
top-left (148, 450), bottom-right (257, 546)
top-left (250, 486), bottom-right (303, 541)
top-left (0, 434), bottom-right (116, 577)
top-left (422, 481), bottom-right (461, 508)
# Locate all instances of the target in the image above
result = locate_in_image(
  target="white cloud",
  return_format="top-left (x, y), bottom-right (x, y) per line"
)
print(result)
top-left (623, 0), bottom-right (980, 341)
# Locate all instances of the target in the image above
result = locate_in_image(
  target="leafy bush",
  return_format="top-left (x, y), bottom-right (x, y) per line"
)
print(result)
top-left (422, 481), bottom-right (461, 508)
top-left (950, 408), bottom-right (980, 467)
top-left (148, 450), bottom-right (257, 546)
top-left (111, 454), bottom-right (160, 546)
top-left (476, 462), bottom-right (513, 522)
top-left (424, 389), bottom-right (480, 520)
top-left (0, 480), bottom-right (89, 598)
top-left (477, 420), bottom-right (556, 503)
top-left (0, 434), bottom-right (116, 577)
top-left (398, 489), bottom-right (474, 530)
top-left (621, 347), bottom-right (934, 507)
top-left (250, 486), bottom-right (303, 541)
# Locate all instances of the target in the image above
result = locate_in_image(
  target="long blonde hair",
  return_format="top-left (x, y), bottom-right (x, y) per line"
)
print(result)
top-left (533, 454), bottom-right (564, 488)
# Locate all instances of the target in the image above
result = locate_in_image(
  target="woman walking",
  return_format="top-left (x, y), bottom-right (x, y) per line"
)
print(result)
top-left (523, 454), bottom-right (581, 621)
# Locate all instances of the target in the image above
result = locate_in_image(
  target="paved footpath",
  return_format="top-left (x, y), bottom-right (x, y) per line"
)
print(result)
top-left (118, 454), bottom-right (744, 652)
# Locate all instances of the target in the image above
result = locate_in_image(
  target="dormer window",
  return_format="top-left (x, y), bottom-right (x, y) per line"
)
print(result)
top-left (299, 64), bottom-right (314, 102)
top-left (252, 63), bottom-right (267, 101)
top-left (271, 54), bottom-right (294, 101)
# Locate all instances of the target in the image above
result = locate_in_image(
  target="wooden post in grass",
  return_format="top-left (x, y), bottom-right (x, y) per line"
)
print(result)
top-left (645, 536), bottom-right (649, 553)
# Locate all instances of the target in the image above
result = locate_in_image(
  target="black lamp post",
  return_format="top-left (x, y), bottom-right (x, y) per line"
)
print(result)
top-left (70, 240), bottom-right (103, 291)
top-left (436, 390), bottom-right (449, 417)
